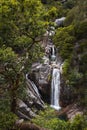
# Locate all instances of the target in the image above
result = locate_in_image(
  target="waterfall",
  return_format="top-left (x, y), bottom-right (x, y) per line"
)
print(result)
top-left (51, 68), bottom-right (61, 110)
top-left (51, 46), bottom-right (56, 61)
top-left (52, 46), bottom-right (55, 55)
top-left (50, 45), bottom-right (61, 110)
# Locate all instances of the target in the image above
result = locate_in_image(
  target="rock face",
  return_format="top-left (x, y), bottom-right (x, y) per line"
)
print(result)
top-left (16, 120), bottom-right (48, 130)
top-left (60, 78), bottom-right (75, 107)
top-left (58, 103), bottom-right (84, 121)
top-left (29, 40), bottom-right (62, 105)
top-left (16, 99), bottom-right (35, 120)
top-left (54, 17), bottom-right (66, 27)
top-left (16, 74), bottom-right (45, 120)
top-left (30, 63), bottom-right (52, 103)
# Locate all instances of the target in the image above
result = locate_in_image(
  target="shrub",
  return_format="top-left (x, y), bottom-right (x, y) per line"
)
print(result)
top-left (0, 112), bottom-right (18, 130)
top-left (32, 107), bottom-right (67, 130)
top-left (64, 0), bottom-right (76, 9)
top-left (53, 25), bottom-right (75, 59)
top-left (32, 107), bottom-right (87, 130)
top-left (68, 70), bottom-right (83, 86)
top-left (75, 20), bottom-right (87, 39)
top-left (62, 59), bottom-right (70, 76)
top-left (69, 114), bottom-right (87, 130)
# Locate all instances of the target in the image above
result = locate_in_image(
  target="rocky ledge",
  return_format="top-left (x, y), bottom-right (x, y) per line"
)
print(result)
top-left (58, 103), bottom-right (84, 121)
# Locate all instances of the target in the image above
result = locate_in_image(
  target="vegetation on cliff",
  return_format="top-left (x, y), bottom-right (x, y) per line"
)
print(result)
top-left (32, 107), bottom-right (87, 130)
top-left (53, 0), bottom-right (87, 107)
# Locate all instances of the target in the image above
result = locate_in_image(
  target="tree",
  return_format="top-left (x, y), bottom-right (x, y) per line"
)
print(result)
top-left (0, 46), bottom-right (23, 112)
top-left (0, 0), bottom-right (46, 51)
top-left (0, 0), bottom-right (46, 114)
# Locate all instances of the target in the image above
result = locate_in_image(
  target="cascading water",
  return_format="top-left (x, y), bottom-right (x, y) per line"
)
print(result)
top-left (51, 68), bottom-right (61, 110)
top-left (50, 46), bottom-right (61, 110)
top-left (52, 46), bottom-right (55, 55)
top-left (51, 46), bottom-right (56, 61)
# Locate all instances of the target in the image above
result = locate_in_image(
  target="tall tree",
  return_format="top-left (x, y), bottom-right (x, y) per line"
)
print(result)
top-left (0, 0), bottom-right (46, 113)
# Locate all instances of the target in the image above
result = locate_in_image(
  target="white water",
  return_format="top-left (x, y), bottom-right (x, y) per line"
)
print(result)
top-left (51, 46), bottom-right (56, 62)
top-left (52, 46), bottom-right (55, 55)
top-left (51, 68), bottom-right (61, 110)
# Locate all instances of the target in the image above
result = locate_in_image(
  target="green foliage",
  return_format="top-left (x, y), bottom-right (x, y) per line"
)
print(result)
top-left (43, 1), bottom-right (68, 21)
top-left (74, 20), bottom-right (87, 39)
top-left (69, 114), bottom-right (87, 130)
top-left (64, 0), bottom-right (77, 9)
top-left (14, 35), bottom-right (33, 51)
top-left (0, 0), bottom-right (46, 50)
top-left (0, 0), bottom-right (46, 116)
top-left (28, 43), bottom-right (44, 62)
top-left (80, 53), bottom-right (87, 73)
top-left (64, 7), bottom-right (77, 26)
top-left (67, 70), bottom-right (83, 86)
top-left (43, 6), bottom-right (58, 21)
top-left (0, 46), bottom-right (17, 64)
top-left (0, 47), bottom-right (27, 115)
top-left (48, 7), bottom-right (58, 20)
top-left (0, 96), bottom-right (10, 113)
top-left (0, 46), bottom-right (21, 86)
top-left (65, 0), bottom-right (87, 26)
top-left (32, 107), bottom-right (67, 130)
top-left (0, 46), bottom-right (22, 83)
top-left (53, 25), bottom-right (75, 59)
top-left (62, 59), bottom-right (70, 76)
top-left (32, 107), bottom-right (87, 130)
top-left (0, 112), bottom-right (18, 130)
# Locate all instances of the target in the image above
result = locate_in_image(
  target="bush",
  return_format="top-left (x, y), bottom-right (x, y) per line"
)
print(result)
top-left (53, 25), bottom-right (75, 59)
top-left (0, 112), bottom-right (18, 130)
top-left (64, 6), bottom-right (77, 26)
top-left (62, 59), bottom-right (70, 76)
top-left (69, 114), bottom-right (87, 130)
top-left (32, 107), bottom-right (67, 130)
top-left (75, 20), bottom-right (87, 39)
top-left (68, 70), bottom-right (83, 86)
top-left (64, 0), bottom-right (76, 9)
top-left (43, 6), bottom-right (58, 21)
top-left (32, 107), bottom-right (87, 130)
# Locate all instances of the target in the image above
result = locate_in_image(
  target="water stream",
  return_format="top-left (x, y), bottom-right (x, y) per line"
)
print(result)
top-left (51, 68), bottom-right (61, 110)
top-left (49, 45), bottom-right (61, 110)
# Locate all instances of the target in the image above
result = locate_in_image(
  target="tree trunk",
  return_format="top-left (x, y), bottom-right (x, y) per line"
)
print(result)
top-left (11, 90), bottom-right (17, 113)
